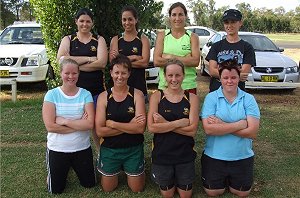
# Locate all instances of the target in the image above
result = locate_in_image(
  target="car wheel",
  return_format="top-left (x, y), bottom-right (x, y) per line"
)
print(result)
top-left (47, 64), bottom-right (55, 79)
top-left (200, 56), bottom-right (208, 76)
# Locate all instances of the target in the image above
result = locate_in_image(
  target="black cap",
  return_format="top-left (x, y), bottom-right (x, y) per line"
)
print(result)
top-left (222, 9), bottom-right (242, 21)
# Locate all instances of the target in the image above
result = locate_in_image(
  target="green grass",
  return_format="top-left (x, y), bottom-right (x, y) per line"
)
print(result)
top-left (266, 33), bottom-right (300, 42)
top-left (1, 90), bottom-right (300, 197)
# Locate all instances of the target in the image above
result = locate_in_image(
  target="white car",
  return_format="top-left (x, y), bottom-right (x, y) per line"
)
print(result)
top-left (185, 26), bottom-right (216, 50)
top-left (201, 31), bottom-right (299, 89)
top-left (146, 47), bottom-right (159, 84)
top-left (145, 30), bottom-right (159, 84)
top-left (0, 22), bottom-right (54, 83)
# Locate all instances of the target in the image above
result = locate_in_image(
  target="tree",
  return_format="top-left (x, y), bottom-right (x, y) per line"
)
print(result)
top-left (1, 0), bottom-right (16, 29)
top-left (30, 0), bottom-right (163, 78)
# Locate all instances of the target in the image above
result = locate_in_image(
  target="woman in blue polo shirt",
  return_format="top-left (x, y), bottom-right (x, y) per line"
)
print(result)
top-left (201, 59), bottom-right (260, 197)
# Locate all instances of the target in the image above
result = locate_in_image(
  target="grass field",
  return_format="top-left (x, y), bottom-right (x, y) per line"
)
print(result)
top-left (1, 77), bottom-right (300, 197)
top-left (266, 33), bottom-right (300, 42)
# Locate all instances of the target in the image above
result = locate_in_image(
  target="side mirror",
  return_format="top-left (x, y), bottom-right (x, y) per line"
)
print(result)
top-left (206, 41), bottom-right (213, 47)
top-left (278, 47), bottom-right (284, 52)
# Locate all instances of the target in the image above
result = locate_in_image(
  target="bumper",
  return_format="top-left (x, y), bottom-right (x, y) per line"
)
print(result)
top-left (246, 72), bottom-right (299, 89)
top-left (0, 64), bottom-right (49, 82)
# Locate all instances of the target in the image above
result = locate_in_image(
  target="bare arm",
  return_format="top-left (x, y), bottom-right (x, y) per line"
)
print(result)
top-left (106, 89), bottom-right (146, 134)
top-left (147, 91), bottom-right (189, 134)
top-left (233, 116), bottom-right (260, 139)
top-left (57, 35), bottom-right (108, 71)
top-left (208, 60), bottom-right (219, 78)
top-left (162, 33), bottom-right (200, 67)
top-left (240, 63), bottom-right (251, 81)
top-left (79, 36), bottom-right (108, 72)
top-left (202, 115), bottom-right (248, 136)
top-left (130, 34), bottom-right (150, 69)
top-left (57, 36), bottom-right (90, 65)
top-left (95, 92), bottom-right (123, 137)
top-left (173, 94), bottom-right (200, 137)
top-left (109, 36), bottom-right (119, 62)
top-left (153, 31), bottom-right (167, 67)
top-left (42, 101), bottom-right (76, 134)
top-left (55, 102), bottom-right (94, 131)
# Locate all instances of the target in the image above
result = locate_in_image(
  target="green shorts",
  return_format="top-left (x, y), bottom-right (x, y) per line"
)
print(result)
top-left (97, 144), bottom-right (144, 176)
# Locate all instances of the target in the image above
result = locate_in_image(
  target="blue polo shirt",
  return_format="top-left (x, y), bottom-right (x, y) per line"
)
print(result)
top-left (201, 87), bottom-right (260, 161)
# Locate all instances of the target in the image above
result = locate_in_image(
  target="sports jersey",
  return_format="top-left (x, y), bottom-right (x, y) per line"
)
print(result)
top-left (118, 32), bottom-right (147, 95)
top-left (44, 87), bottom-right (93, 152)
top-left (158, 29), bottom-right (197, 90)
top-left (206, 38), bottom-right (256, 92)
top-left (100, 86), bottom-right (144, 148)
top-left (152, 90), bottom-right (196, 165)
top-left (201, 87), bottom-right (260, 161)
top-left (70, 33), bottom-right (105, 96)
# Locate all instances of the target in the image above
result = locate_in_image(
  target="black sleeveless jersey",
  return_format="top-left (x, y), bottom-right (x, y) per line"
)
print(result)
top-left (101, 86), bottom-right (144, 148)
top-left (152, 90), bottom-right (196, 165)
top-left (118, 32), bottom-right (147, 95)
top-left (70, 33), bottom-right (105, 96)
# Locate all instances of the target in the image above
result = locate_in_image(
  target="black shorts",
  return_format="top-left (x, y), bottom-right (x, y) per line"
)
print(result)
top-left (151, 161), bottom-right (195, 191)
top-left (46, 147), bottom-right (95, 194)
top-left (201, 153), bottom-right (253, 191)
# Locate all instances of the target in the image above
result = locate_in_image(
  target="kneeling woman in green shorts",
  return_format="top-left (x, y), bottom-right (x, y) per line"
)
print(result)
top-left (95, 54), bottom-right (146, 192)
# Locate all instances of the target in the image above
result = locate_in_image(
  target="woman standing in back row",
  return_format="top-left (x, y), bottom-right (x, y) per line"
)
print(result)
top-left (57, 8), bottom-right (108, 149)
top-left (154, 2), bottom-right (200, 94)
top-left (109, 5), bottom-right (150, 101)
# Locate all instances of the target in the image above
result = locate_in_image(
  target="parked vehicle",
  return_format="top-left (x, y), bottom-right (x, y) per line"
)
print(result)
top-left (185, 26), bottom-right (216, 50)
top-left (144, 30), bottom-right (159, 84)
top-left (0, 22), bottom-right (54, 83)
top-left (201, 31), bottom-right (299, 89)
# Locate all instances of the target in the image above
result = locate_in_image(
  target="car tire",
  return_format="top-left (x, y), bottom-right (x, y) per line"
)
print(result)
top-left (200, 56), bottom-right (209, 76)
top-left (46, 64), bottom-right (55, 79)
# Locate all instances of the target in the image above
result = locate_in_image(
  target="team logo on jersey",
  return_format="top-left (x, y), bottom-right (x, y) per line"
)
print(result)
top-left (128, 107), bottom-right (135, 114)
top-left (183, 108), bottom-right (189, 116)
top-left (132, 47), bottom-right (138, 53)
top-left (90, 46), bottom-right (97, 52)
top-left (182, 44), bottom-right (191, 51)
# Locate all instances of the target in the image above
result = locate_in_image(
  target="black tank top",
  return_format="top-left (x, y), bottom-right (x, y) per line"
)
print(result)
top-left (152, 90), bottom-right (196, 165)
top-left (101, 86), bottom-right (144, 148)
top-left (118, 32), bottom-right (147, 95)
top-left (69, 33), bottom-right (105, 96)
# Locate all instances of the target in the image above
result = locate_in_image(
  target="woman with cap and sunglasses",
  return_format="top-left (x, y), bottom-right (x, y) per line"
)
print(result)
top-left (201, 59), bottom-right (260, 197)
top-left (206, 9), bottom-right (256, 92)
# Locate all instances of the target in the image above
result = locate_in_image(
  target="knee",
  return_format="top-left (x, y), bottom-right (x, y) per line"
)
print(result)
top-left (230, 188), bottom-right (251, 197)
top-left (129, 184), bottom-right (144, 193)
top-left (204, 188), bottom-right (225, 197)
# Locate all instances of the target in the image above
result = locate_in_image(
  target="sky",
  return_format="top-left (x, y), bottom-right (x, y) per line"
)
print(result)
top-left (161, 0), bottom-right (300, 23)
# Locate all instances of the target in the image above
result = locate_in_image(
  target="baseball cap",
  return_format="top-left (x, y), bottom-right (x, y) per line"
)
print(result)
top-left (222, 9), bottom-right (242, 21)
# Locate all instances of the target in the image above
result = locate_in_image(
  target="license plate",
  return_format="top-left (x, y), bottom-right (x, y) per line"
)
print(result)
top-left (0, 70), bottom-right (9, 77)
top-left (261, 75), bottom-right (278, 82)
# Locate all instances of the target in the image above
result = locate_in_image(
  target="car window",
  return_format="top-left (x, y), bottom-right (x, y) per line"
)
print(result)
top-left (0, 26), bottom-right (44, 45)
top-left (240, 35), bottom-right (279, 52)
top-left (194, 28), bottom-right (210, 36)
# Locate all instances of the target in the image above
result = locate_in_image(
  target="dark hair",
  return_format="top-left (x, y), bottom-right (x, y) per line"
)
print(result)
top-left (218, 59), bottom-right (241, 77)
top-left (110, 54), bottom-right (132, 72)
top-left (164, 59), bottom-right (185, 75)
top-left (59, 58), bottom-right (79, 73)
top-left (121, 5), bottom-right (139, 30)
top-left (169, 2), bottom-right (187, 16)
top-left (75, 8), bottom-right (93, 21)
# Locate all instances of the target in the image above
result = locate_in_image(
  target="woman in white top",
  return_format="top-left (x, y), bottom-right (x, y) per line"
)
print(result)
top-left (42, 58), bottom-right (95, 194)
